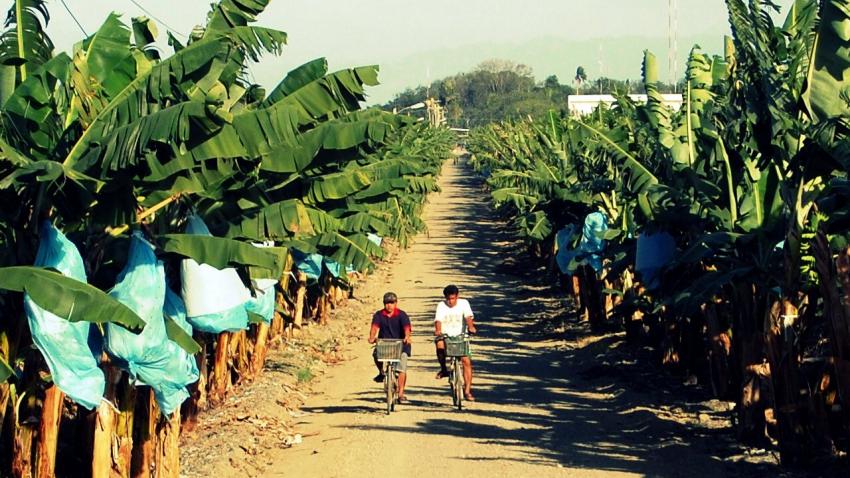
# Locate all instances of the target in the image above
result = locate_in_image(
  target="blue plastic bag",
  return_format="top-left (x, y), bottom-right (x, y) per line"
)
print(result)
top-left (580, 211), bottom-right (608, 273)
top-left (324, 258), bottom-right (342, 278)
top-left (181, 215), bottom-right (250, 333)
top-left (555, 212), bottom-right (609, 275)
top-left (245, 280), bottom-right (277, 324)
top-left (23, 221), bottom-right (105, 410)
top-left (635, 232), bottom-right (675, 290)
top-left (292, 249), bottom-right (323, 280)
top-left (555, 225), bottom-right (578, 275)
top-left (164, 288), bottom-right (192, 334)
top-left (106, 233), bottom-right (198, 415)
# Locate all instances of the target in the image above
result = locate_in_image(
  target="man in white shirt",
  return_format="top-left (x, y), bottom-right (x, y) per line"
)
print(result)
top-left (434, 284), bottom-right (477, 401)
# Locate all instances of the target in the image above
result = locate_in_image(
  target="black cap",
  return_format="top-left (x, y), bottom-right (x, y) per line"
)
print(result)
top-left (383, 292), bottom-right (398, 303)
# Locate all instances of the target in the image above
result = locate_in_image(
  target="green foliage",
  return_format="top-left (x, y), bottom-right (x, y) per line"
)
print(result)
top-left (296, 366), bottom-right (314, 383)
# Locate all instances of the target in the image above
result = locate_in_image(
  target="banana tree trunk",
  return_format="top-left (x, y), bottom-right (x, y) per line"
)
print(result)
top-left (813, 238), bottom-right (850, 438)
top-left (570, 275), bottom-right (581, 302)
top-left (578, 265), bottom-right (604, 330)
top-left (292, 272), bottom-right (308, 338)
top-left (318, 283), bottom-right (330, 326)
top-left (764, 299), bottom-right (805, 464)
top-left (153, 411), bottom-right (179, 478)
top-left (92, 366), bottom-right (119, 478)
top-left (0, 383), bottom-right (9, 450)
top-left (11, 399), bottom-right (35, 478)
top-left (131, 388), bottom-right (155, 478)
top-left (34, 385), bottom-right (64, 478)
top-left (230, 330), bottom-right (248, 386)
top-left (250, 322), bottom-right (270, 376)
top-left (704, 303), bottom-right (731, 398)
top-left (208, 333), bottom-right (230, 407)
top-left (110, 374), bottom-right (136, 478)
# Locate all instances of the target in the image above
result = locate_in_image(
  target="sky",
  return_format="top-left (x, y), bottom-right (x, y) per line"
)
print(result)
top-left (43, 0), bottom-right (794, 104)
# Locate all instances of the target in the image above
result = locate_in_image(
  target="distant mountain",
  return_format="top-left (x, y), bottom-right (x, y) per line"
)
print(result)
top-left (366, 33), bottom-right (726, 105)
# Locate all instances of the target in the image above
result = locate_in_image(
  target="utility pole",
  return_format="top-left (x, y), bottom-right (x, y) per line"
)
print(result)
top-left (668, 0), bottom-right (679, 91)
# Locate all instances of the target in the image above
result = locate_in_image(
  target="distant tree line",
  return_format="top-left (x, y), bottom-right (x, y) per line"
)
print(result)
top-left (383, 59), bottom-right (681, 127)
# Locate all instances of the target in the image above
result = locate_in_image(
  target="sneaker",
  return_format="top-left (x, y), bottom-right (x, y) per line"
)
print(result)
top-left (373, 373), bottom-right (385, 383)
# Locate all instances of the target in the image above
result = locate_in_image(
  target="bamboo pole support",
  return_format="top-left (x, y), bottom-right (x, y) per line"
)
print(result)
top-left (34, 385), bottom-right (64, 478)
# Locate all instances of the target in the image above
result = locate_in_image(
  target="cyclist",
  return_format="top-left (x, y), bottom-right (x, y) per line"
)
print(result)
top-left (434, 284), bottom-right (477, 401)
top-left (367, 292), bottom-right (412, 402)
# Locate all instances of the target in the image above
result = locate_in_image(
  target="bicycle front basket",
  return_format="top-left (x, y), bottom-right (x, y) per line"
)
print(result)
top-left (444, 336), bottom-right (470, 357)
top-left (376, 339), bottom-right (403, 361)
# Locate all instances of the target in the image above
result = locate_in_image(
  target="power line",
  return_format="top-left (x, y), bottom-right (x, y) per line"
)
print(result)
top-left (59, 0), bottom-right (87, 36)
top-left (126, 0), bottom-right (188, 38)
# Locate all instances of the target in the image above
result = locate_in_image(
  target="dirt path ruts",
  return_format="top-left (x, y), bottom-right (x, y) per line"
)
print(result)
top-left (245, 159), bottom-right (790, 478)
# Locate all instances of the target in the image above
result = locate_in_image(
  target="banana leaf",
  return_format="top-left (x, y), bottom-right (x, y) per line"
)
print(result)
top-left (164, 315), bottom-right (201, 354)
top-left (159, 234), bottom-right (286, 277)
top-left (0, 266), bottom-right (144, 331)
top-left (802, 0), bottom-right (850, 121)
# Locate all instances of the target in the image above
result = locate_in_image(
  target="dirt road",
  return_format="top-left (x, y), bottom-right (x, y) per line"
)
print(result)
top-left (248, 159), bottom-right (783, 478)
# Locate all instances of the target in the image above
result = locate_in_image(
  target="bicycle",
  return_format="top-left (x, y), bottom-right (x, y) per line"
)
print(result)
top-left (374, 339), bottom-right (403, 414)
top-left (438, 333), bottom-right (470, 410)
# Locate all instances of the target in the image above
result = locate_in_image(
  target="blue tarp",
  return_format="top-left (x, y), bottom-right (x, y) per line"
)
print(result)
top-left (23, 221), bottom-right (105, 410)
top-left (106, 232), bottom-right (198, 415)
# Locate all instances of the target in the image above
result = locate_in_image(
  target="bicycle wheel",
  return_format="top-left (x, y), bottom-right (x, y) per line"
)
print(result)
top-left (454, 361), bottom-right (463, 411)
top-left (448, 360), bottom-right (457, 406)
top-left (386, 364), bottom-right (395, 415)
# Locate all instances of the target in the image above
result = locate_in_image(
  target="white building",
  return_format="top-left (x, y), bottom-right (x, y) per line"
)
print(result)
top-left (567, 94), bottom-right (684, 116)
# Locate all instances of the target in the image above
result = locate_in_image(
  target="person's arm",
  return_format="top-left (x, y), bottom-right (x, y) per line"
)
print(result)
top-left (368, 316), bottom-right (380, 344)
top-left (434, 305), bottom-right (443, 336)
top-left (402, 313), bottom-right (412, 345)
top-left (464, 301), bottom-right (476, 334)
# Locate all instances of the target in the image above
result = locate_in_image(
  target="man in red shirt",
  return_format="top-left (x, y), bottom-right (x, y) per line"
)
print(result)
top-left (368, 292), bottom-right (412, 402)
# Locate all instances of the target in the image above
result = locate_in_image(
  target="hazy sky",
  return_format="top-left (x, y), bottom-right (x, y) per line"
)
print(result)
top-left (43, 0), bottom-right (793, 103)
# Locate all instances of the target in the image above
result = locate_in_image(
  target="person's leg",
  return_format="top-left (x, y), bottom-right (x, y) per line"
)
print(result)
top-left (462, 356), bottom-right (473, 399)
top-left (435, 339), bottom-right (448, 378)
top-left (372, 349), bottom-right (384, 382)
top-left (397, 353), bottom-right (409, 398)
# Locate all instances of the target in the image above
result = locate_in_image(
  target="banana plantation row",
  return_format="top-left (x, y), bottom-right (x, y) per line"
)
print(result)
top-left (0, 1), bottom-right (456, 476)
top-left (468, 0), bottom-right (850, 466)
